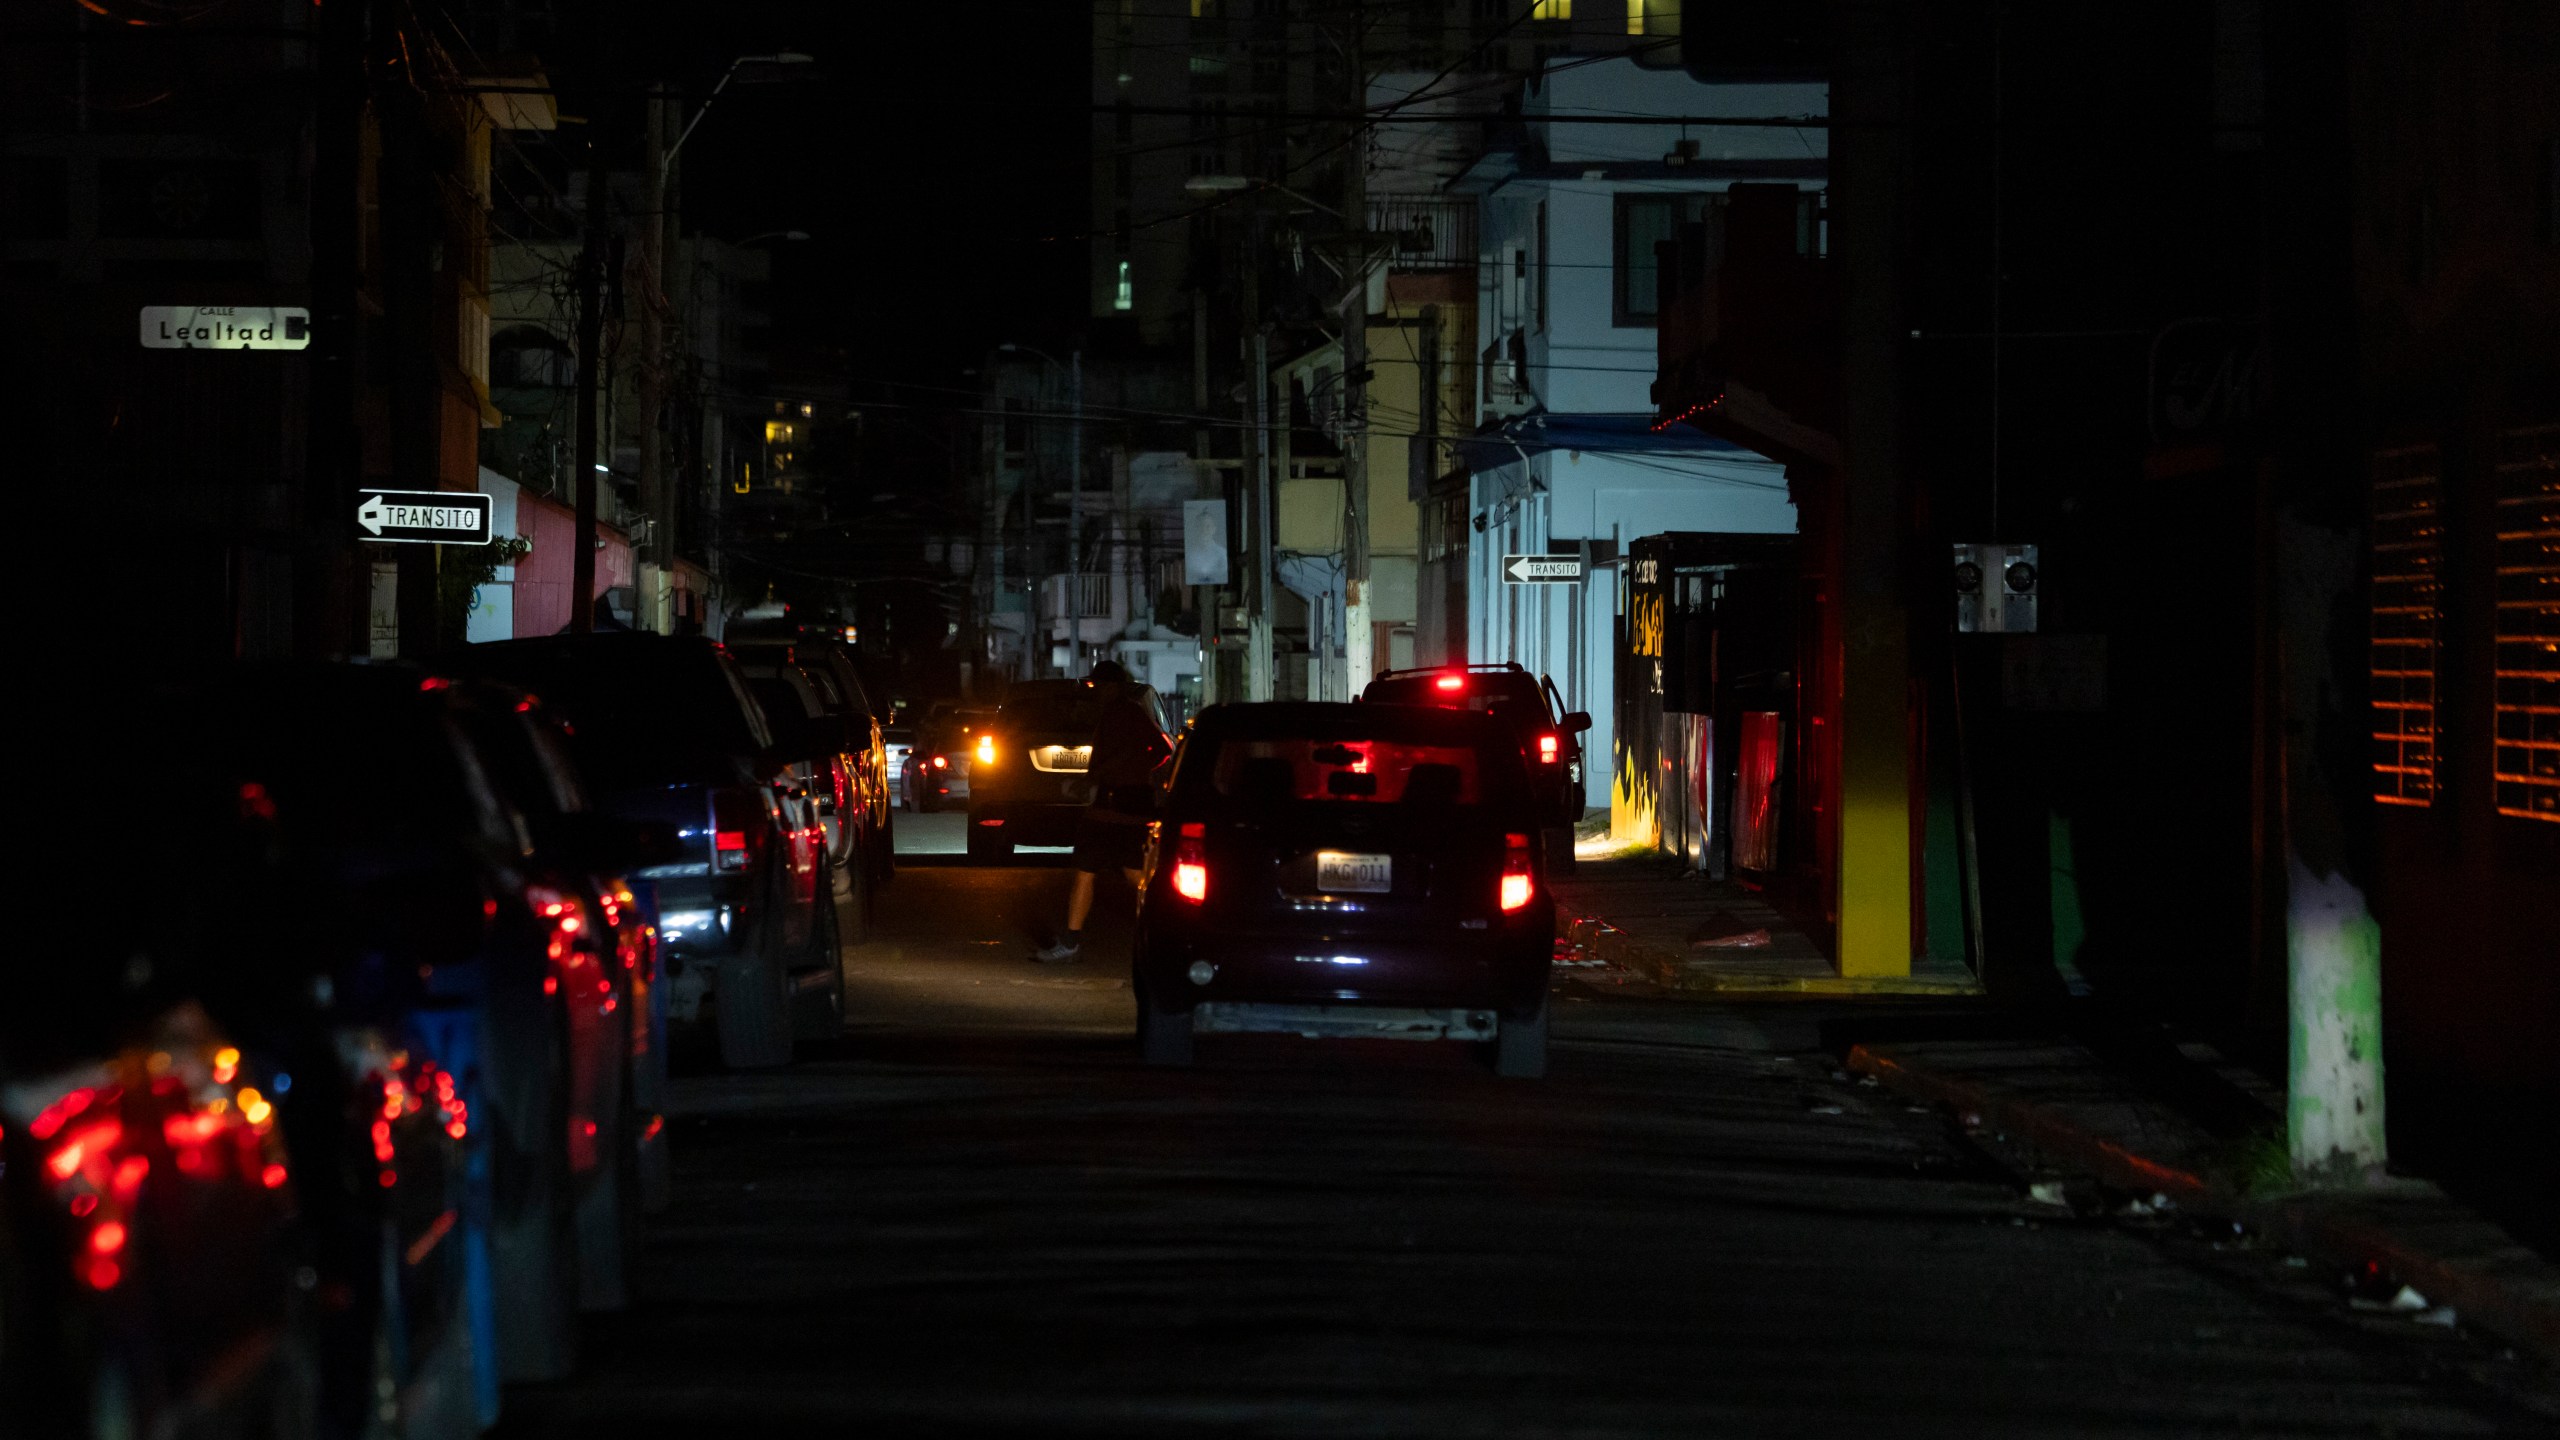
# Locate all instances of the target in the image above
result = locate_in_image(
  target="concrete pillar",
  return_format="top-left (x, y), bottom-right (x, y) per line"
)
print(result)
top-left (1831, 0), bottom-right (1914, 977)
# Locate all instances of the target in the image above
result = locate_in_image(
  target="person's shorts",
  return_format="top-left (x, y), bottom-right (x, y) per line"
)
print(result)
top-left (1071, 813), bottom-right (1148, 873)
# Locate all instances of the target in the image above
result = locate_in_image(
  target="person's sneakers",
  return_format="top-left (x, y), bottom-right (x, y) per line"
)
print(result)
top-left (1030, 935), bottom-right (1084, 964)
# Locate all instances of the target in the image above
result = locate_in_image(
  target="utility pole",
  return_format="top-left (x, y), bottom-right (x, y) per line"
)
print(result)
top-left (307, 0), bottom-right (368, 654)
top-left (638, 86), bottom-right (671, 633)
top-left (1068, 348), bottom-right (1084, 676)
top-left (1241, 208), bottom-right (1272, 702)
top-left (570, 147), bottom-right (605, 634)
top-left (1339, 0), bottom-right (1374, 697)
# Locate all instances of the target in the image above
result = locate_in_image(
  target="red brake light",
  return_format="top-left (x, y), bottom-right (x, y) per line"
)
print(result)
top-left (710, 790), bottom-right (758, 872)
top-left (1434, 674), bottom-right (1464, 693)
top-left (1171, 821), bottom-right (1208, 903)
top-left (931, 754), bottom-right (948, 769)
top-left (1499, 832), bottom-right (1534, 912)
top-left (1537, 733), bottom-right (1559, 763)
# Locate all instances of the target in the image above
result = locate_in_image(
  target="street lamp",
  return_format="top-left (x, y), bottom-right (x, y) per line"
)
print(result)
top-left (999, 342), bottom-right (1085, 678)
top-left (1183, 173), bottom-right (1349, 221)
top-left (670, 53), bottom-right (814, 170)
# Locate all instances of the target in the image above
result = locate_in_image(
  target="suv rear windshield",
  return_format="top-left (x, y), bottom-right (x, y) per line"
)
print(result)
top-left (1364, 672), bottom-right (1550, 726)
top-left (1001, 682), bottom-right (1162, 734)
top-left (1174, 705), bottom-right (1529, 813)
top-left (446, 641), bottom-right (771, 787)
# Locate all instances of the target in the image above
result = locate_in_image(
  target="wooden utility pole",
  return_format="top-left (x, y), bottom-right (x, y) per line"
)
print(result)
top-left (639, 87), bottom-right (671, 633)
top-left (1340, 0), bottom-right (1373, 696)
top-left (570, 148), bottom-right (605, 633)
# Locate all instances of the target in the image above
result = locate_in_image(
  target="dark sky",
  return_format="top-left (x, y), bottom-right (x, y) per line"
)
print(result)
top-left (606, 1), bottom-right (1091, 385)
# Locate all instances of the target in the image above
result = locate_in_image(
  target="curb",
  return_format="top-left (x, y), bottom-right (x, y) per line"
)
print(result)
top-left (1558, 913), bottom-right (1984, 998)
top-left (1845, 1042), bottom-right (2560, 1371)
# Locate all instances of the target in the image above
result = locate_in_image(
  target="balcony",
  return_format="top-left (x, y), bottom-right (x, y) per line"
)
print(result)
top-left (1369, 195), bottom-right (1475, 273)
top-left (1653, 184), bottom-right (1840, 456)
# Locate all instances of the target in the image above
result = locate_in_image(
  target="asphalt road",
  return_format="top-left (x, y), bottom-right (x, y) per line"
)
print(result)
top-left (494, 814), bottom-right (2558, 1438)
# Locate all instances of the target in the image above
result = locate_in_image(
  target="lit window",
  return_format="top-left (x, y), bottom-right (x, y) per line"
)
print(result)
top-left (1532, 0), bottom-right (1569, 18)
top-left (799, 403), bottom-right (813, 417)
top-left (1626, 0), bottom-right (1643, 34)
top-left (2493, 424), bottom-right (2560, 822)
top-left (2371, 443), bottom-right (2444, 807)
top-left (1115, 260), bottom-right (1133, 311)
top-left (764, 420), bottom-right (795, 445)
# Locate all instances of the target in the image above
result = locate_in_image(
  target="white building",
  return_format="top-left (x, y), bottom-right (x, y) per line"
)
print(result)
top-left (1454, 57), bottom-right (1827, 809)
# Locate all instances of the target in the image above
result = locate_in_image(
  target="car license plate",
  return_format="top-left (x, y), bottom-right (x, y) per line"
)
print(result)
top-left (1316, 851), bottom-right (1391, 893)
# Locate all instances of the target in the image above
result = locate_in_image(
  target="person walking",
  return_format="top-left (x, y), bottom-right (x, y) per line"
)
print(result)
top-left (1031, 660), bottom-right (1172, 963)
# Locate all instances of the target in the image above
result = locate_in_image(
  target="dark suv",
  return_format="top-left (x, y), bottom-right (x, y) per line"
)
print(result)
top-left (966, 679), bottom-right (1168, 860)
top-left (1361, 663), bottom-right (1591, 867)
top-left (441, 634), bottom-right (836, 1069)
top-left (1130, 702), bottom-right (1554, 1078)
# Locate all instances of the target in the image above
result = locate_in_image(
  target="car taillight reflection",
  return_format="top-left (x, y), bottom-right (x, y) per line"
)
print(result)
top-left (1500, 832), bottom-right (1534, 912)
top-left (22, 1026), bottom-right (296, 1291)
top-left (1171, 822), bottom-right (1208, 903)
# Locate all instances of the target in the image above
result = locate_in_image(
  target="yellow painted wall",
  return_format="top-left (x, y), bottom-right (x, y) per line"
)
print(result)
top-left (1278, 474), bottom-right (1344, 552)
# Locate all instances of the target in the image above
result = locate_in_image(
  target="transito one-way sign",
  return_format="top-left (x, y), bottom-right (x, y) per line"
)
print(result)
top-left (357, 489), bottom-right (494, 546)
top-left (1502, 554), bottom-right (1585, 584)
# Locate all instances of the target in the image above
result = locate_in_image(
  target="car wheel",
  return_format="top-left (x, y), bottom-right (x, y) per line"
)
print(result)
top-left (715, 912), bottom-right (797, 1069)
top-left (1494, 995), bottom-right (1550, 1080)
top-left (573, 1070), bottom-right (637, 1314)
top-left (1543, 825), bottom-right (1578, 874)
top-left (1134, 981), bottom-right (1195, 1068)
top-left (966, 824), bottom-right (1012, 863)
top-left (491, 1008), bottom-right (581, 1382)
top-left (794, 890), bottom-right (846, 1042)
top-left (838, 845), bottom-right (872, 947)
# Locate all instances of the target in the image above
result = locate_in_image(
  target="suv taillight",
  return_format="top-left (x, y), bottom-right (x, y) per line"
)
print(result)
top-left (710, 790), bottom-right (757, 873)
top-left (1536, 732), bottom-right (1559, 764)
top-left (1171, 822), bottom-right (1208, 903)
top-left (1500, 832), bottom-right (1534, 912)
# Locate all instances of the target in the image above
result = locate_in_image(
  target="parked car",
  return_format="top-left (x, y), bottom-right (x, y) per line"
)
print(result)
top-left (906, 706), bottom-right (996, 813)
top-left (1129, 702), bottom-right (1555, 1077)
top-left (884, 721), bottom-right (915, 807)
top-left (439, 634), bottom-right (834, 1069)
top-left (1360, 662), bottom-right (1592, 870)
top-left (2, 988), bottom-right (323, 1440)
top-left (721, 619), bottom-right (893, 892)
top-left (738, 659), bottom-right (873, 947)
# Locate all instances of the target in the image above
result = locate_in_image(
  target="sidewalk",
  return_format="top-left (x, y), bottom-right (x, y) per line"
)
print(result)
top-left (1549, 858), bottom-right (2560, 1372)
top-left (1550, 851), bottom-right (1980, 996)
top-left (1843, 1028), bottom-right (2560, 1370)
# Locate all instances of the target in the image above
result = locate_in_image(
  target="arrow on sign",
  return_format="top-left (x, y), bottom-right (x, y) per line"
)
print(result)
top-left (1503, 554), bottom-right (1585, 584)
top-left (358, 493), bottom-right (387, 536)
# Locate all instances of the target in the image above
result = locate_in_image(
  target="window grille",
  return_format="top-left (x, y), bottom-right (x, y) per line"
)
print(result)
top-left (2493, 425), bottom-right (2560, 822)
top-left (2370, 443), bottom-right (2444, 807)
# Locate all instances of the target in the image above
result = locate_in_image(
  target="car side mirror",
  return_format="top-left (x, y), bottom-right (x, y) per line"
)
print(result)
top-left (1562, 711), bottom-right (1593, 734)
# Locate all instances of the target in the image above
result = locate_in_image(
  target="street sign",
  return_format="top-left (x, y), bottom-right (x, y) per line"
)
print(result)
top-left (357, 489), bottom-right (494, 546)
top-left (139, 306), bottom-right (311, 351)
top-left (1183, 498), bottom-right (1230, 585)
top-left (1502, 553), bottom-right (1585, 585)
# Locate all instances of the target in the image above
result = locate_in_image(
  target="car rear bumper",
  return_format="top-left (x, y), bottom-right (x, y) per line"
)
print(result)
top-left (967, 801), bottom-right (1083, 847)
top-left (1136, 918), bottom-right (1550, 1017)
